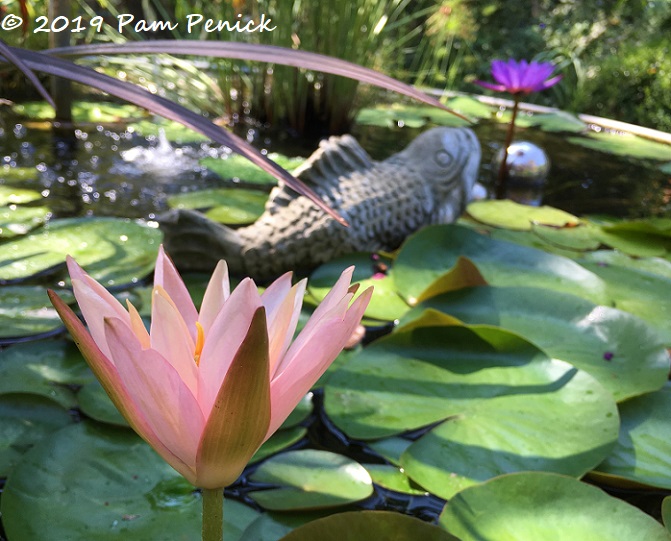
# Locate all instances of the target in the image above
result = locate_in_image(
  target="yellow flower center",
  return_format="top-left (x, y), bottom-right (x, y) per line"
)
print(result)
top-left (194, 321), bottom-right (205, 366)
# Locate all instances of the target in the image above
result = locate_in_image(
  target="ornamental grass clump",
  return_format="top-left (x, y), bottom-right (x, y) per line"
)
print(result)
top-left (48, 246), bottom-right (371, 541)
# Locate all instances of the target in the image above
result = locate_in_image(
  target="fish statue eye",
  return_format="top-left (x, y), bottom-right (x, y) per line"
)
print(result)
top-left (435, 150), bottom-right (453, 167)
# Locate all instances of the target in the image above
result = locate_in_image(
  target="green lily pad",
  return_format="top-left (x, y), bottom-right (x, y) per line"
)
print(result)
top-left (446, 95), bottom-right (493, 119)
top-left (578, 252), bottom-right (671, 342)
top-left (0, 287), bottom-right (73, 341)
top-left (663, 496), bottom-right (671, 532)
top-left (14, 101), bottom-right (143, 123)
top-left (0, 217), bottom-right (162, 286)
top-left (439, 472), bottom-right (671, 541)
top-left (77, 379), bottom-right (128, 427)
top-left (1, 422), bottom-right (259, 540)
top-left (325, 324), bottom-right (618, 499)
top-left (403, 286), bottom-right (670, 401)
top-left (364, 465), bottom-right (428, 495)
top-left (355, 106), bottom-right (430, 129)
top-left (515, 111), bottom-right (587, 133)
top-left (239, 510), bottom-right (335, 541)
top-left (0, 185), bottom-right (42, 204)
top-left (414, 256), bottom-right (488, 304)
top-left (309, 254), bottom-right (409, 322)
top-left (250, 427), bottom-right (307, 464)
top-left (248, 450), bottom-right (373, 511)
top-left (394, 224), bottom-right (608, 304)
top-left (279, 511), bottom-right (459, 541)
top-left (129, 119), bottom-right (209, 143)
top-left (567, 132), bottom-right (671, 161)
top-left (0, 394), bottom-right (73, 477)
top-left (466, 200), bottom-right (580, 231)
top-left (167, 188), bottom-right (268, 225)
top-left (531, 221), bottom-right (602, 251)
top-left (0, 166), bottom-right (39, 183)
top-left (595, 227), bottom-right (671, 257)
top-left (201, 153), bottom-right (306, 185)
top-left (593, 385), bottom-right (671, 489)
top-left (368, 437), bottom-right (413, 466)
top-left (0, 340), bottom-right (91, 408)
top-left (0, 205), bottom-right (51, 238)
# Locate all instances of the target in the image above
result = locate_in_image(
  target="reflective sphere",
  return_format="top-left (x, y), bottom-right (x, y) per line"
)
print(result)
top-left (492, 141), bottom-right (550, 205)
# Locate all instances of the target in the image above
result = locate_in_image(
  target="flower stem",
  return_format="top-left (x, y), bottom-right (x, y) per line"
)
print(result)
top-left (496, 94), bottom-right (521, 199)
top-left (202, 488), bottom-right (224, 541)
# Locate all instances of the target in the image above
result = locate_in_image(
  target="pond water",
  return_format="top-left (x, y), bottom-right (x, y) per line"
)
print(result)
top-left (1, 105), bottom-right (670, 221)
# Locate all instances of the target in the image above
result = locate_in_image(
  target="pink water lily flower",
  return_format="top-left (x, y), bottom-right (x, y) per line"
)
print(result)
top-left (475, 59), bottom-right (562, 95)
top-left (48, 247), bottom-right (371, 489)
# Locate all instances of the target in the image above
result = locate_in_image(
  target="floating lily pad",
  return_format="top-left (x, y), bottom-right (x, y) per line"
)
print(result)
top-left (595, 227), bottom-right (671, 257)
top-left (0, 166), bottom-right (39, 183)
top-left (14, 101), bottom-right (143, 123)
top-left (325, 324), bottom-right (618, 499)
top-left (394, 224), bottom-right (608, 304)
top-left (129, 119), bottom-right (209, 143)
top-left (568, 132), bottom-right (671, 161)
top-left (439, 472), bottom-right (671, 541)
top-left (167, 188), bottom-right (268, 224)
top-left (0, 394), bottom-right (73, 477)
top-left (446, 95), bottom-right (493, 119)
top-left (0, 205), bottom-right (51, 238)
top-left (0, 340), bottom-right (91, 408)
top-left (249, 450), bottom-right (373, 511)
top-left (466, 200), bottom-right (580, 231)
top-left (593, 385), bottom-right (671, 489)
top-left (515, 111), bottom-right (587, 133)
top-left (403, 286), bottom-right (670, 401)
top-left (355, 106), bottom-right (429, 128)
top-left (279, 511), bottom-right (458, 541)
top-left (664, 497), bottom-right (671, 532)
top-left (0, 287), bottom-right (73, 342)
top-left (578, 252), bottom-right (671, 342)
top-left (0, 185), bottom-right (42, 204)
top-left (364, 464), bottom-right (428, 495)
top-left (201, 153), bottom-right (306, 185)
top-left (369, 437), bottom-right (413, 466)
top-left (0, 217), bottom-right (162, 286)
top-left (1, 422), bottom-right (259, 541)
top-left (531, 221), bottom-right (602, 251)
top-left (251, 427), bottom-right (307, 464)
top-left (309, 254), bottom-right (409, 321)
top-left (77, 379), bottom-right (128, 427)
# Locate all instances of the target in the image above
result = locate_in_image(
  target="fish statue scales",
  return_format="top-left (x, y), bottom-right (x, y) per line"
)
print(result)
top-left (160, 126), bottom-right (481, 280)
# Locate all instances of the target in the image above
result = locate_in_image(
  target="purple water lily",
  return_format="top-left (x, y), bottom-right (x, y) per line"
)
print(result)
top-left (475, 59), bottom-right (562, 95)
top-left (474, 58), bottom-right (562, 199)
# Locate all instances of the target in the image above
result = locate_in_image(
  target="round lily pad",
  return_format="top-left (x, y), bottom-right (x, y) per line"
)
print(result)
top-left (309, 254), bottom-right (409, 322)
top-left (14, 101), bottom-right (143, 123)
top-left (279, 511), bottom-right (458, 541)
top-left (403, 285), bottom-right (670, 401)
top-left (325, 324), bottom-right (619, 499)
top-left (1, 422), bottom-right (259, 540)
top-left (0, 394), bottom-right (73, 477)
top-left (593, 385), bottom-right (671, 489)
top-left (0, 217), bottom-right (162, 285)
top-left (0, 186), bottom-right (42, 204)
top-left (531, 221), bottom-right (602, 251)
top-left (0, 340), bottom-right (91, 408)
top-left (201, 153), bottom-right (306, 185)
top-left (439, 472), bottom-right (671, 541)
top-left (364, 465), bottom-right (428, 495)
top-left (466, 200), bottom-right (579, 231)
top-left (77, 379), bottom-right (128, 427)
top-left (248, 450), bottom-right (374, 511)
top-left (250, 427), bottom-right (307, 464)
top-left (0, 287), bottom-right (73, 342)
top-left (394, 224), bottom-right (608, 305)
top-left (0, 205), bottom-right (51, 238)
top-left (567, 132), bottom-right (671, 161)
top-left (129, 119), bottom-right (208, 143)
top-left (663, 496), bottom-right (671, 532)
top-left (167, 188), bottom-right (268, 224)
top-left (515, 111), bottom-right (587, 133)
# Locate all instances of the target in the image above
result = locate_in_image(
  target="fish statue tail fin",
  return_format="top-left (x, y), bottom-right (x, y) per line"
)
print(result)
top-left (158, 209), bottom-right (245, 274)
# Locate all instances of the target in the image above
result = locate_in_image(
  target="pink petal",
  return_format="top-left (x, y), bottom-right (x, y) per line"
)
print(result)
top-left (48, 290), bottom-right (196, 482)
top-left (105, 317), bottom-right (204, 481)
top-left (262, 274), bottom-right (306, 377)
top-left (198, 260), bottom-right (230, 335)
top-left (154, 245), bottom-right (198, 340)
top-left (197, 278), bottom-right (264, 414)
top-left (126, 299), bottom-right (150, 349)
top-left (195, 307), bottom-right (270, 489)
top-left (473, 80), bottom-right (507, 93)
top-left (150, 286), bottom-right (199, 397)
top-left (68, 257), bottom-right (129, 361)
top-left (267, 287), bottom-right (372, 436)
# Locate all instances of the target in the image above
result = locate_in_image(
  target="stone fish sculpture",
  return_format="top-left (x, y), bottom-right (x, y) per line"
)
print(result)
top-left (160, 126), bottom-right (481, 280)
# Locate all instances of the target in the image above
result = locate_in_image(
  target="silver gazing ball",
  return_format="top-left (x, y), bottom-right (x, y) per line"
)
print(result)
top-left (492, 141), bottom-right (550, 205)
